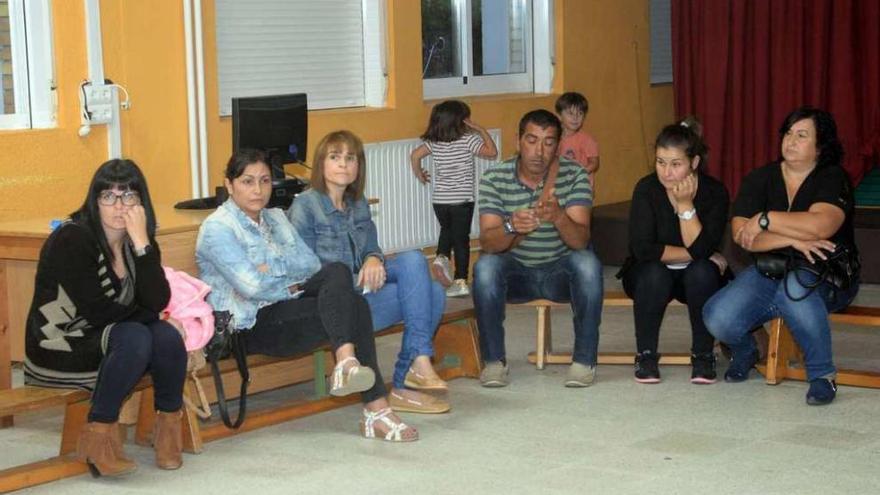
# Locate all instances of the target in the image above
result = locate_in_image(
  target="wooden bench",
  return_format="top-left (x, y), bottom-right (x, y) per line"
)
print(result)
top-left (756, 306), bottom-right (880, 388)
top-left (0, 307), bottom-right (479, 492)
top-left (514, 291), bottom-right (690, 369)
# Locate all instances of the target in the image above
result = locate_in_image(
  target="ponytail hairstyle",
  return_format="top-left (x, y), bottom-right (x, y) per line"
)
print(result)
top-left (420, 100), bottom-right (471, 143)
top-left (654, 115), bottom-right (709, 169)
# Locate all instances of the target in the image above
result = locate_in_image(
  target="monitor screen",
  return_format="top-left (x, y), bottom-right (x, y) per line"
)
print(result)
top-left (232, 93), bottom-right (307, 179)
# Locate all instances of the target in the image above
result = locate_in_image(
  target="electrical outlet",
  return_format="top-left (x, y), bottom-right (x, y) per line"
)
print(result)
top-left (81, 83), bottom-right (116, 125)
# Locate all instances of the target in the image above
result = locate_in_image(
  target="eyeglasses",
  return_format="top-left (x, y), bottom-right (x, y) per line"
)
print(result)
top-left (98, 190), bottom-right (141, 206)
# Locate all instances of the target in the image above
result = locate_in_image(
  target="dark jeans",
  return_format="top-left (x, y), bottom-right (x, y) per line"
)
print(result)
top-left (89, 320), bottom-right (187, 423)
top-left (473, 250), bottom-right (604, 366)
top-left (245, 262), bottom-right (386, 404)
top-left (433, 201), bottom-right (475, 280)
top-left (622, 259), bottom-right (723, 355)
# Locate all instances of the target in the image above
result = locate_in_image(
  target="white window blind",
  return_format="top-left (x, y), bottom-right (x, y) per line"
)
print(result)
top-left (215, 0), bottom-right (371, 115)
top-left (650, 0), bottom-right (673, 84)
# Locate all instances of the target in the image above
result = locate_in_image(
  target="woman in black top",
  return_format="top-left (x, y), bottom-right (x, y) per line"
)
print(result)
top-left (24, 160), bottom-right (186, 476)
top-left (620, 119), bottom-right (730, 384)
top-left (703, 107), bottom-right (859, 406)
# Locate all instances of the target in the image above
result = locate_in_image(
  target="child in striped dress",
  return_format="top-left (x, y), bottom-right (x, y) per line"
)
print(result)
top-left (410, 100), bottom-right (497, 297)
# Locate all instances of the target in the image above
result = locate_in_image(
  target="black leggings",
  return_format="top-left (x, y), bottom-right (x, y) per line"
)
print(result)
top-left (89, 320), bottom-right (187, 423)
top-left (622, 259), bottom-right (723, 355)
top-left (433, 201), bottom-right (474, 280)
top-left (245, 262), bottom-right (386, 404)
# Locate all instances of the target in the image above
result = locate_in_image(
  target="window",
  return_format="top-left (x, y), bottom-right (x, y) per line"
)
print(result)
top-left (0, 0), bottom-right (55, 129)
top-left (421, 0), bottom-right (553, 99)
top-left (215, 0), bottom-right (386, 116)
top-left (650, 0), bottom-right (672, 84)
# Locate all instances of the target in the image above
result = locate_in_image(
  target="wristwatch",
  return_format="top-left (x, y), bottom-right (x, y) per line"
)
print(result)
top-left (502, 216), bottom-right (517, 235)
top-left (759, 211), bottom-right (770, 230)
top-left (134, 244), bottom-right (153, 257)
top-left (677, 208), bottom-right (697, 221)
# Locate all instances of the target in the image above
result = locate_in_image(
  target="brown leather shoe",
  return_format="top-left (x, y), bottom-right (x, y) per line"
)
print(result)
top-left (403, 367), bottom-right (448, 391)
top-left (76, 422), bottom-right (137, 477)
top-left (153, 410), bottom-right (184, 470)
top-left (388, 390), bottom-right (450, 414)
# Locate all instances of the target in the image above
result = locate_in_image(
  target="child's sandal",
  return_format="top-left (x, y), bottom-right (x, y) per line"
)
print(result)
top-left (330, 357), bottom-right (376, 397)
top-left (359, 407), bottom-right (418, 442)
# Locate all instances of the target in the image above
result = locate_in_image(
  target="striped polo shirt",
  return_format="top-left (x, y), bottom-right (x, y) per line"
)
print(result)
top-left (425, 132), bottom-right (484, 204)
top-left (479, 156), bottom-right (592, 266)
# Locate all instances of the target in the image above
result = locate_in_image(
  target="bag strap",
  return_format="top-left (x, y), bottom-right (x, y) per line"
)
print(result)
top-left (209, 332), bottom-right (249, 429)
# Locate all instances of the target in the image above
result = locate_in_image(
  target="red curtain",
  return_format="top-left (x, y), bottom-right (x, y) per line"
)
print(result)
top-left (672, 0), bottom-right (880, 197)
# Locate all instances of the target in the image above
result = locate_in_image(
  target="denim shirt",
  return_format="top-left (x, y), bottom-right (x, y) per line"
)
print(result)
top-left (287, 189), bottom-right (384, 276)
top-left (196, 199), bottom-right (321, 329)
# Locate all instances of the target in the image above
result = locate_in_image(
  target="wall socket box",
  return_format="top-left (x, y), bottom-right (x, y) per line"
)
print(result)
top-left (81, 83), bottom-right (115, 125)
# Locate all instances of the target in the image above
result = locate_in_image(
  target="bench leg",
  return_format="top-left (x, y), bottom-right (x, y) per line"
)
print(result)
top-left (313, 350), bottom-right (328, 397)
top-left (135, 387), bottom-right (155, 447)
top-left (434, 318), bottom-right (481, 379)
top-left (181, 383), bottom-right (203, 454)
top-left (535, 306), bottom-right (552, 370)
top-left (763, 318), bottom-right (801, 385)
top-left (59, 400), bottom-right (89, 455)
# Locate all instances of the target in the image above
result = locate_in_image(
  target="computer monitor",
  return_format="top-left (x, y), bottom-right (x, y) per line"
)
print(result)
top-left (232, 93), bottom-right (308, 179)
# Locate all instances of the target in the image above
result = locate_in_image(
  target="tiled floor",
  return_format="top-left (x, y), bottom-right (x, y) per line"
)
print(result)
top-left (4, 268), bottom-right (880, 494)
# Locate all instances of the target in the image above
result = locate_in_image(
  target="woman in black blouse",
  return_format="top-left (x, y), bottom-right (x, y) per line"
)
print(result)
top-left (619, 118), bottom-right (730, 384)
top-left (24, 160), bottom-right (186, 476)
top-left (703, 107), bottom-right (858, 406)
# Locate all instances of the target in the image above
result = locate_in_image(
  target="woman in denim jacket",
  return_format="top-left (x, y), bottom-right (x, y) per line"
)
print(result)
top-left (196, 149), bottom-right (417, 441)
top-left (289, 131), bottom-right (449, 414)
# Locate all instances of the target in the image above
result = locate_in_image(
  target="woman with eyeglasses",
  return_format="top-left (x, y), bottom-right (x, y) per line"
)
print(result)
top-left (24, 159), bottom-right (187, 477)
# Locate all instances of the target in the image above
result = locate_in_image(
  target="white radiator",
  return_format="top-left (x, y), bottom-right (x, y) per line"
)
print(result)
top-left (364, 129), bottom-right (502, 253)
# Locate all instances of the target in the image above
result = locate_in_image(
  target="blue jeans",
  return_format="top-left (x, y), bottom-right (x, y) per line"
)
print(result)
top-left (473, 249), bottom-right (604, 366)
top-left (365, 250), bottom-right (446, 388)
top-left (703, 265), bottom-right (859, 380)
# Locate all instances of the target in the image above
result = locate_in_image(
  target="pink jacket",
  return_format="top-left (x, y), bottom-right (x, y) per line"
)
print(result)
top-left (163, 267), bottom-right (214, 352)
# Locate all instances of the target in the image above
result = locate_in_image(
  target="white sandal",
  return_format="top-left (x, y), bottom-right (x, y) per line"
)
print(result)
top-left (360, 407), bottom-right (418, 442)
top-left (330, 357), bottom-right (376, 397)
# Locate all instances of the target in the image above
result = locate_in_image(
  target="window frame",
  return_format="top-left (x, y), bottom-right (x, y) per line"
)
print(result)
top-left (0, 0), bottom-right (55, 130)
top-left (214, 0), bottom-right (387, 116)
top-left (422, 0), bottom-right (553, 100)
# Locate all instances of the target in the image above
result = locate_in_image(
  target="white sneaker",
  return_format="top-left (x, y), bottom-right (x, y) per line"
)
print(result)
top-left (445, 279), bottom-right (470, 297)
top-left (432, 255), bottom-right (453, 287)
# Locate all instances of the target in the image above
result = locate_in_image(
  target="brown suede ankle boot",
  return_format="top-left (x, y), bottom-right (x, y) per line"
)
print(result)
top-left (109, 422), bottom-right (133, 462)
top-left (153, 410), bottom-right (183, 470)
top-left (76, 422), bottom-right (138, 477)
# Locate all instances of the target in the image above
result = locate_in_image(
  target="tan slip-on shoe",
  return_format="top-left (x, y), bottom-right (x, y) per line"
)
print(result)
top-left (388, 390), bottom-right (450, 414)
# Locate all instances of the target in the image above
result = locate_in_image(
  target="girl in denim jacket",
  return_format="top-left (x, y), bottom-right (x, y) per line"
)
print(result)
top-left (197, 149), bottom-right (417, 441)
top-left (289, 131), bottom-right (450, 415)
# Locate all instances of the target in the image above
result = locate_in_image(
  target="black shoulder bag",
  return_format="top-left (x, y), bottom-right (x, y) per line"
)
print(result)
top-left (755, 243), bottom-right (860, 301)
top-left (204, 311), bottom-right (250, 429)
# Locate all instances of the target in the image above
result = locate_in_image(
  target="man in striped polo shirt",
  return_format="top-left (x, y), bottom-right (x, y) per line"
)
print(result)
top-left (474, 109), bottom-right (603, 388)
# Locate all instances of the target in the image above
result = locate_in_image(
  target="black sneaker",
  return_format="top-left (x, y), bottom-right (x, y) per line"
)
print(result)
top-left (723, 348), bottom-right (759, 383)
top-left (634, 350), bottom-right (661, 383)
top-left (806, 378), bottom-right (837, 405)
top-left (690, 352), bottom-right (717, 384)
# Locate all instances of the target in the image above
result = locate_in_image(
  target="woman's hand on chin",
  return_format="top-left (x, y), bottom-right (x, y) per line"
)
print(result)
top-left (358, 256), bottom-right (386, 292)
top-left (124, 205), bottom-right (150, 249)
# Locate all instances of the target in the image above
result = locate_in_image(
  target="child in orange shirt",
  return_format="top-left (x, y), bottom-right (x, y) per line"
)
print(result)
top-left (555, 92), bottom-right (600, 189)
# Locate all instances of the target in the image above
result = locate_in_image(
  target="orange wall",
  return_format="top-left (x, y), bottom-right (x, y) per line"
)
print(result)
top-left (0, 0), bottom-right (673, 222)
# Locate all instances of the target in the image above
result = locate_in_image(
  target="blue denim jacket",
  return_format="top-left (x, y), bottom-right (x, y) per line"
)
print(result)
top-left (196, 199), bottom-right (321, 329)
top-left (287, 189), bottom-right (383, 275)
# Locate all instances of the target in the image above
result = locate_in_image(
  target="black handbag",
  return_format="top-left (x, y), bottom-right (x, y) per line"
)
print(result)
top-left (755, 243), bottom-right (860, 301)
top-left (204, 311), bottom-right (249, 429)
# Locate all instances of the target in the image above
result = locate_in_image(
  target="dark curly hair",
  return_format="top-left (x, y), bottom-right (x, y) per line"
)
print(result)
top-left (778, 106), bottom-right (843, 169)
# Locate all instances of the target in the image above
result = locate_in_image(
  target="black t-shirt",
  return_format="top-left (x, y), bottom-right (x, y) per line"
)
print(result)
top-left (627, 172), bottom-right (730, 262)
top-left (731, 161), bottom-right (855, 247)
